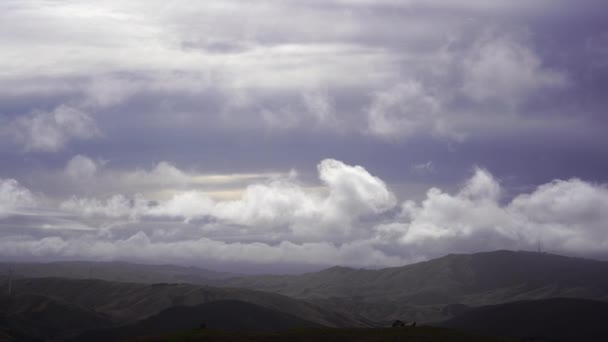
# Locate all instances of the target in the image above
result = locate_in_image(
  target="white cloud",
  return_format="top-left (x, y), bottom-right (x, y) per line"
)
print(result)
top-left (384, 168), bottom-right (608, 259)
top-left (509, 179), bottom-right (608, 252)
top-left (147, 191), bottom-right (214, 221)
top-left (0, 178), bottom-right (38, 217)
top-left (302, 91), bottom-right (339, 128)
top-left (60, 194), bottom-right (147, 219)
top-left (396, 168), bottom-right (511, 246)
top-left (319, 158), bottom-right (396, 216)
top-left (0, 233), bottom-right (405, 268)
top-left (365, 81), bottom-right (464, 141)
top-left (124, 161), bottom-right (190, 187)
top-left (3, 159), bottom-right (608, 267)
top-left (58, 159), bottom-right (396, 242)
top-left (182, 158), bottom-right (395, 242)
top-left (367, 81), bottom-right (441, 140)
top-left (462, 32), bottom-right (567, 104)
top-left (12, 105), bottom-right (99, 152)
top-left (0, 0), bottom-right (584, 144)
top-left (65, 155), bottom-right (99, 180)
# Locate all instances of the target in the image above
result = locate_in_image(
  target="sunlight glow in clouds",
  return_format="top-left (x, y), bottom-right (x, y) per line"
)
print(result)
top-left (1, 0), bottom-right (607, 269)
top-left (2, 158), bottom-right (608, 268)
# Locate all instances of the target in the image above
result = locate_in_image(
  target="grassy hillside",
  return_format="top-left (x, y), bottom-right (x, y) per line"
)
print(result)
top-left (3, 251), bottom-right (608, 330)
top-left (70, 300), bottom-right (321, 341)
top-left (438, 298), bottom-right (608, 342)
top-left (140, 326), bottom-right (519, 342)
top-left (1, 277), bottom-right (367, 327)
top-left (216, 251), bottom-right (608, 322)
top-left (0, 293), bottom-right (113, 341)
top-left (221, 251), bottom-right (608, 301)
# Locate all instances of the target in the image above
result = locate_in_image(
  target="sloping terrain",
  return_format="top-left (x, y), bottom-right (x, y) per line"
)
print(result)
top-left (0, 293), bottom-right (113, 341)
top-left (70, 300), bottom-right (320, 341)
top-left (2, 250), bottom-right (608, 339)
top-left (217, 251), bottom-right (608, 322)
top-left (1, 277), bottom-right (367, 328)
top-left (220, 251), bottom-right (608, 302)
top-left (438, 298), bottom-right (608, 342)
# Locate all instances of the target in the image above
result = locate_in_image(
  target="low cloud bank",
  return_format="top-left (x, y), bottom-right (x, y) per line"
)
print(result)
top-left (1, 158), bottom-right (607, 268)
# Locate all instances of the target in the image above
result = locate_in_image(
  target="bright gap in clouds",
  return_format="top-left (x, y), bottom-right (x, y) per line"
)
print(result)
top-left (1, 157), bottom-right (608, 272)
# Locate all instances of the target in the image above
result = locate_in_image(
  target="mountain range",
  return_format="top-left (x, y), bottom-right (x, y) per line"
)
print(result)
top-left (2, 250), bottom-right (608, 341)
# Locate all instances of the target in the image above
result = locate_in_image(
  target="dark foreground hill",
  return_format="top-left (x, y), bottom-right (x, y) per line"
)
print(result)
top-left (69, 300), bottom-right (320, 341)
top-left (0, 293), bottom-right (113, 341)
top-left (438, 298), bottom-right (608, 342)
top-left (139, 326), bottom-right (518, 342)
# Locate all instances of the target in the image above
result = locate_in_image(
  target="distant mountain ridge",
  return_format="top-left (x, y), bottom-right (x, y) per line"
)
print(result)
top-left (3, 251), bottom-right (608, 324)
top-left (217, 250), bottom-right (608, 322)
top-left (0, 260), bottom-right (236, 285)
top-left (221, 250), bottom-right (608, 301)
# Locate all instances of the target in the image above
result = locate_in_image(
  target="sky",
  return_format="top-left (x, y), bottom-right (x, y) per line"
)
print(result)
top-left (1, 0), bottom-right (608, 273)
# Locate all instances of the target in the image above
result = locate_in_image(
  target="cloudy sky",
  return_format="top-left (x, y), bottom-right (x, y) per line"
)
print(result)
top-left (1, 0), bottom-right (608, 272)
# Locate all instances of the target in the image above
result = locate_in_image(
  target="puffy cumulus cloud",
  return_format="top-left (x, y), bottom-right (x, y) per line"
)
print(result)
top-left (509, 179), bottom-right (608, 252)
top-left (58, 159), bottom-right (396, 242)
top-left (213, 181), bottom-right (322, 231)
top-left (12, 105), bottom-right (99, 152)
top-left (461, 32), bottom-right (568, 104)
top-left (392, 168), bottom-right (514, 251)
top-left (3, 159), bottom-right (608, 268)
top-left (211, 159), bottom-right (395, 241)
top-left (146, 191), bottom-right (214, 221)
top-left (379, 168), bottom-right (608, 260)
top-left (318, 159), bottom-right (396, 216)
top-left (0, 178), bottom-right (38, 217)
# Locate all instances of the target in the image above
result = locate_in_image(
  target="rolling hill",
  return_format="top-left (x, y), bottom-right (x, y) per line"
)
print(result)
top-left (3, 250), bottom-right (608, 339)
top-left (216, 250), bottom-right (608, 322)
top-left (438, 297), bottom-right (608, 342)
top-left (220, 250), bottom-right (608, 301)
top-left (0, 293), bottom-right (113, 341)
top-left (0, 277), bottom-right (367, 328)
top-left (69, 300), bottom-right (321, 341)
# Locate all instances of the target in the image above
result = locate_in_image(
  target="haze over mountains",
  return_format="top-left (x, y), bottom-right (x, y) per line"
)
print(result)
top-left (0, 261), bottom-right (237, 285)
top-left (2, 250), bottom-right (608, 341)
